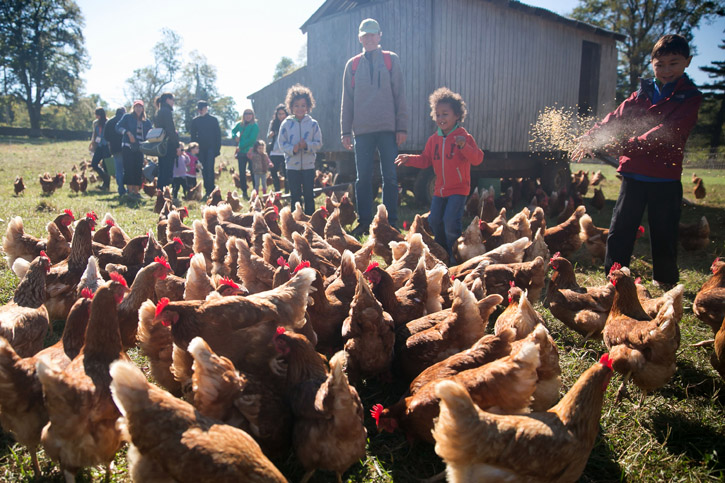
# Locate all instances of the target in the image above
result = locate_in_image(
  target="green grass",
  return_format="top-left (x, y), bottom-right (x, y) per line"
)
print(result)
top-left (0, 138), bottom-right (723, 481)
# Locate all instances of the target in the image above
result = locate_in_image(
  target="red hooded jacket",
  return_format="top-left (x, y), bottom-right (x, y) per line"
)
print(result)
top-left (405, 126), bottom-right (484, 197)
top-left (586, 75), bottom-right (702, 180)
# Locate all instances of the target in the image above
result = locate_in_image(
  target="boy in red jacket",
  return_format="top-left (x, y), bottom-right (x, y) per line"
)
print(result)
top-left (396, 88), bottom-right (483, 261)
top-left (573, 34), bottom-right (702, 287)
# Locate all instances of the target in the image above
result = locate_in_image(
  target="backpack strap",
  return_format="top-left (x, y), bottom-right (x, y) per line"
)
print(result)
top-left (350, 51), bottom-right (393, 89)
top-left (351, 53), bottom-right (363, 89)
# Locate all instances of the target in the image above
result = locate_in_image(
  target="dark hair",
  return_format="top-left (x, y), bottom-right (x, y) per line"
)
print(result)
top-left (115, 107), bottom-right (126, 118)
top-left (95, 107), bottom-right (107, 128)
top-left (271, 103), bottom-right (288, 134)
top-left (187, 142), bottom-right (199, 151)
top-left (255, 139), bottom-right (267, 153)
top-left (285, 84), bottom-right (315, 113)
top-left (651, 34), bottom-right (690, 59)
top-left (155, 92), bottom-right (174, 108)
top-left (197, 100), bottom-right (209, 110)
top-left (429, 87), bottom-right (467, 122)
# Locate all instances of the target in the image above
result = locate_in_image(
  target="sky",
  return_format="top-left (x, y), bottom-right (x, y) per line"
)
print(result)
top-left (78, 0), bottom-right (724, 115)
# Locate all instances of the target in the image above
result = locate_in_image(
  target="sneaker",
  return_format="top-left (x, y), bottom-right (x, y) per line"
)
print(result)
top-left (350, 223), bottom-right (370, 238)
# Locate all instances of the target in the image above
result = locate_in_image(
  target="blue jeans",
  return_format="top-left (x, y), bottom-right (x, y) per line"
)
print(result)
top-left (112, 151), bottom-right (126, 195)
top-left (198, 146), bottom-right (216, 196)
top-left (287, 168), bottom-right (315, 215)
top-left (353, 131), bottom-right (398, 227)
top-left (429, 194), bottom-right (466, 260)
top-left (253, 173), bottom-right (267, 194)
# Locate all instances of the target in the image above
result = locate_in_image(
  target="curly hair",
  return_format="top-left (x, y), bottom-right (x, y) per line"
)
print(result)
top-left (429, 87), bottom-right (467, 123)
top-left (285, 84), bottom-right (316, 113)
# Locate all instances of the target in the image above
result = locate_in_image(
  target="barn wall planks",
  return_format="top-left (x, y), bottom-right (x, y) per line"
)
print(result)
top-left (248, 0), bottom-right (619, 155)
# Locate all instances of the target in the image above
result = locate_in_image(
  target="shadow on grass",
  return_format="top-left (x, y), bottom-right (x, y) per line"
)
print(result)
top-left (581, 433), bottom-right (625, 482)
top-left (646, 408), bottom-right (725, 475)
top-left (659, 358), bottom-right (724, 403)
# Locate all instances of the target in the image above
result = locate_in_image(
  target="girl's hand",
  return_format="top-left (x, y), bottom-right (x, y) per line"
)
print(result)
top-left (127, 133), bottom-right (136, 143)
top-left (268, 131), bottom-right (274, 138)
top-left (394, 154), bottom-right (410, 166)
top-left (299, 139), bottom-right (307, 149)
top-left (455, 136), bottom-right (466, 149)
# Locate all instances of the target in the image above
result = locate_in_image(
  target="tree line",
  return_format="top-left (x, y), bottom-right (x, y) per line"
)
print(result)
top-left (0, 1), bottom-right (238, 135)
top-left (0, 0), bottom-right (723, 150)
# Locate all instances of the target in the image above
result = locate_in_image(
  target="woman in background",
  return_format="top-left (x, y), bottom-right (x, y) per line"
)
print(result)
top-left (115, 100), bottom-right (152, 199)
top-left (231, 108), bottom-right (259, 199)
top-left (90, 107), bottom-right (111, 191)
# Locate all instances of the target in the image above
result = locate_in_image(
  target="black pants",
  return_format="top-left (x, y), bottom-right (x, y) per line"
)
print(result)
top-left (288, 168), bottom-right (315, 215)
top-left (121, 146), bottom-right (144, 186)
top-left (236, 150), bottom-right (249, 196)
top-left (269, 154), bottom-right (286, 192)
top-left (172, 176), bottom-right (188, 199)
top-left (604, 176), bottom-right (682, 284)
top-left (198, 146), bottom-right (216, 196)
top-left (158, 151), bottom-right (175, 189)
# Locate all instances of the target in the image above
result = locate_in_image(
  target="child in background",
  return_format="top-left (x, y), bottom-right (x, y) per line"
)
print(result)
top-left (185, 142), bottom-right (201, 191)
top-left (248, 140), bottom-right (272, 195)
top-left (395, 87), bottom-right (483, 262)
top-left (573, 34), bottom-right (702, 287)
top-left (172, 141), bottom-right (190, 200)
top-left (279, 84), bottom-right (322, 215)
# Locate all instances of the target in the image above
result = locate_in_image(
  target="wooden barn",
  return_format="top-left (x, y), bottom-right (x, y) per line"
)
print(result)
top-left (248, 0), bottom-right (625, 198)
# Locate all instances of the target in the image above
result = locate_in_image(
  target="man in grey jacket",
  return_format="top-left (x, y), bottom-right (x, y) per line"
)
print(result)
top-left (341, 18), bottom-right (408, 236)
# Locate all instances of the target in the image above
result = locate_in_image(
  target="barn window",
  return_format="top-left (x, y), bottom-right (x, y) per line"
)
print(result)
top-left (578, 41), bottom-right (601, 116)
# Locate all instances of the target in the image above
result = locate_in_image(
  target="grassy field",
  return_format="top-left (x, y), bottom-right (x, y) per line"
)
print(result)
top-left (0, 136), bottom-right (723, 482)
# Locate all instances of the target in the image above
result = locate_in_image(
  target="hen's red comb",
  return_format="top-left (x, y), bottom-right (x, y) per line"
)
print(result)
top-left (403, 221), bottom-right (408, 230)
top-left (63, 209), bottom-right (75, 219)
top-left (109, 272), bottom-right (128, 287)
top-left (81, 287), bottom-right (94, 300)
top-left (218, 277), bottom-right (239, 289)
top-left (155, 298), bottom-right (170, 318)
top-left (509, 281), bottom-right (515, 288)
top-left (609, 262), bottom-right (622, 275)
top-left (154, 256), bottom-right (171, 270)
top-left (86, 211), bottom-right (98, 221)
top-left (293, 261), bottom-right (311, 273)
top-left (39, 250), bottom-right (48, 259)
top-left (277, 256), bottom-right (289, 268)
top-left (105, 219), bottom-right (115, 226)
top-left (274, 326), bottom-right (286, 338)
top-left (320, 206), bottom-right (328, 216)
top-left (634, 277), bottom-right (642, 285)
top-left (599, 353), bottom-right (613, 370)
top-left (273, 205), bottom-right (279, 216)
top-left (365, 262), bottom-right (379, 273)
top-left (371, 404), bottom-right (384, 425)
top-left (552, 251), bottom-right (561, 259)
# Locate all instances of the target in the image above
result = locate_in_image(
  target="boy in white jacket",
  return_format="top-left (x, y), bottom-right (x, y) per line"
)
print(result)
top-left (279, 84), bottom-right (322, 215)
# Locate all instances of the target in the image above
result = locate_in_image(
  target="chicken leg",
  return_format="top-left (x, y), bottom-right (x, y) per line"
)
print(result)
top-left (615, 371), bottom-right (632, 403)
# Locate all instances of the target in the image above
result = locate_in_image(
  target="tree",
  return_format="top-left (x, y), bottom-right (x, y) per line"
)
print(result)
top-left (273, 57), bottom-right (298, 81)
top-left (124, 28), bottom-right (182, 120)
top-left (699, 36), bottom-right (725, 152)
top-left (571, 0), bottom-right (724, 100)
top-left (0, 0), bottom-right (89, 130)
top-left (174, 51), bottom-right (238, 135)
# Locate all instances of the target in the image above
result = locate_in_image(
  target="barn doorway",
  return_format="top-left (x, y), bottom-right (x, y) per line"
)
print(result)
top-left (578, 41), bottom-right (601, 116)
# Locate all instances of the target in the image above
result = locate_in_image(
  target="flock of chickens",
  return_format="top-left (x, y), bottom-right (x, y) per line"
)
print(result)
top-left (0, 164), bottom-right (722, 482)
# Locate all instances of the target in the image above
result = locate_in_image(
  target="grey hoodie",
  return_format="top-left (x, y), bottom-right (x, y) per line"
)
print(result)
top-left (340, 48), bottom-right (408, 137)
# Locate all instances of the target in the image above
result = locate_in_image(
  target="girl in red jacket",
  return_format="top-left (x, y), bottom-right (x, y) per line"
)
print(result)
top-left (396, 88), bottom-right (483, 261)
